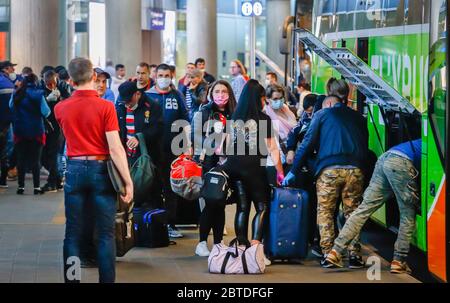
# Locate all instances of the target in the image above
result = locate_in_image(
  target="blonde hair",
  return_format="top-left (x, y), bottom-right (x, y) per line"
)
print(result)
top-left (232, 59), bottom-right (248, 78)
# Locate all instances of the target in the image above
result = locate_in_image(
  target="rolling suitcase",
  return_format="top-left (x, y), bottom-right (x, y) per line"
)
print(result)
top-left (265, 187), bottom-right (310, 261)
top-left (133, 207), bottom-right (170, 248)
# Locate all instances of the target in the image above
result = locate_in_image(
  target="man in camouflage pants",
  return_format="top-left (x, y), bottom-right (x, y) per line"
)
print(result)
top-left (283, 94), bottom-right (369, 269)
top-left (316, 167), bottom-right (364, 264)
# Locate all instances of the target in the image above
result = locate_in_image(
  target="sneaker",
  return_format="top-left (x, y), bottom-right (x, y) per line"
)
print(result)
top-left (195, 241), bottom-right (210, 257)
top-left (34, 188), bottom-right (45, 195)
top-left (17, 188), bottom-right (24, 195)
top-left (325, 249), bottom-right (344, 268)
top-left (168, 226), bottom-right (184, 239)
top-left (7, 168), bottom-right (17, 181)
top-left (80, 258), bottom-right (98, 268)
top-left (321, 254), bottom-right (341, 268)
top-left (311, 244), bottom-right (323, 258)
top-left (56, 183), bottom-right (64, 191)
top-left (42, 184), bottom-right (57, 193)
top-left (390, 260), bottom-right (412, 274)
top-left (264, 255), bottom-right (272, 266)
top-left (0, 182), bottom-right (8, 189)
top-left (348, 254), bottom-right (365, 269)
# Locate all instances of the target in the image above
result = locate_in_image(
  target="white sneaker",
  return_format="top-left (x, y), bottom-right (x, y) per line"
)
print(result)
top-left (264, 255), bottom-right (272, 266)
top-left (195, 241), bottom-right (210, 257)
top-left (168, 226), bottom-right (184, 239)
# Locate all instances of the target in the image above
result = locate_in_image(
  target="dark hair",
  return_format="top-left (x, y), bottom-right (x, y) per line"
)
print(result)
top-left (207, 80), bottom-right (237, 114)
top-left (157, 63), bottom-right (171, 72)
top-left (137, 62), bottom-right (150, 71)
top-left (265, 83), bottom-right (285, 99)
top-left (115, 64), bottom-right (125, 71)
top-left (169, 65), bottom-right (176, 73)
top-left (266, 72), bottom-right (277, 81)
top-left (13, 73), bottom-right (39, 107)
top-left (55, 65), bottom-right (66, 73)
top-left (68, 58), bottom-right (94, 86)
top-left (232, 79), bottom-right (265, 122)
top-left (58, 69), bottom-right (70, 81)
top-left (297, 80), bottom-right (311, 91)
top-left (313, 94), bottom-right (327, 113)
top-left (40, 66), bottom-right (55, 78)
top-left (44, 70), bottom-right (57, 84)
top-left (149, 64), bottom-right (158, 69)
top-left (303, 94), bottom-right (317, 111)
top-left (21, 66), bottom-right (33, 75)
top-left (195, 58), bottom-right (206, 66)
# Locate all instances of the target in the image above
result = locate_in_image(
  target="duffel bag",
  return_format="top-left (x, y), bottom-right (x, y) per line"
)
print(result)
top-left (208, 239), bottom-right (265, 274)
top-left (170, 154), bottom-right (203, 200)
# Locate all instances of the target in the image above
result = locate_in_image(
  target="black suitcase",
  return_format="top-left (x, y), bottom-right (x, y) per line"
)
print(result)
top-left (133, 207), bottom-right (170, 248)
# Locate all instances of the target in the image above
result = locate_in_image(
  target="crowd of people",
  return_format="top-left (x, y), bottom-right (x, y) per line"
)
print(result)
top-left (0, 56), bottom-right (421, 283)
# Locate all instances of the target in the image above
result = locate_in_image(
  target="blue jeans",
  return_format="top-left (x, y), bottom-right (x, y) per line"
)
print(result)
top-left (63, 160), bottom-right (116, 283)
top-left (333, 152), bottom-right (420, 261)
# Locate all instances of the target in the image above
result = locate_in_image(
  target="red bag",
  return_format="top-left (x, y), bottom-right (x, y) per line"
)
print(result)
top-left (170, 155), bottom-right (203, 200)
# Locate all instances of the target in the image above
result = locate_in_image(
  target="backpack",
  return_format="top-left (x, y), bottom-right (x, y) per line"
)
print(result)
top-left (130, 133), bottom-right (157, 204)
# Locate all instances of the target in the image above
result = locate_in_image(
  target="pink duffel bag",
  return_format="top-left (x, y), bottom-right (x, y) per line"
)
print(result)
top-left (208, 238), bottom-right (266, 274)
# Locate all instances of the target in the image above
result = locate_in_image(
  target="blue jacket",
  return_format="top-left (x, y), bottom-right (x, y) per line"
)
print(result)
top-left (291, 102), bottom-right (369, 177)
top-left (9, 84), bottom-right (50, 139)
top-left (389, 139), bottom-right (422, 170)
top-left (0, 72), bottom-right (15, 129)
top-left (145, 86), bottom-right (189, 153)
top-left (103, 88), bottom-right (116, 103)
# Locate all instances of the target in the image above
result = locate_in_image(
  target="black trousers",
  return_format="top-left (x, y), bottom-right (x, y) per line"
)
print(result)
top-left (0, 127), bottom-right (8, 184)
top-left (160, 153), bottom-right (179, 226)
top-left (16, 139), bottom-right (43, 188)
top-left (42, 130), bottom-right (63, 186)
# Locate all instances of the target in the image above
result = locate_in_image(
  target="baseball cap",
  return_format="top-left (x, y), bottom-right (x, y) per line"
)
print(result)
top-left (119, 81), bottom-right (139, 102)
top-left (94, 67), bottom-right (111, 79)
top-left (0, 61), bottom-right (18, 70)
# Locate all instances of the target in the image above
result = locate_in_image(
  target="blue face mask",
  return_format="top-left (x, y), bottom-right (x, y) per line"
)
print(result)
top-left (270, 99), bottom-right (284, 110)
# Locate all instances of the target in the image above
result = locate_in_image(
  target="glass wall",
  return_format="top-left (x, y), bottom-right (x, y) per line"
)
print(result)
top-left (176, 0), bottom-right (268, 82)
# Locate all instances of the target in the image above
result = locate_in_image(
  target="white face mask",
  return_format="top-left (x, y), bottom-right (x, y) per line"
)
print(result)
top-left (157, 78), bottom-right (172, 90)
top-left (9, 73), bottom-right (17, 82)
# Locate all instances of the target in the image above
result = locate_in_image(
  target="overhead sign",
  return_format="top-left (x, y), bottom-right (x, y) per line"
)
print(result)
top-left (241, 1), bottom-right (264, 17)
top-left (241, 1), bottom-right (253, 17)
top-left (148, 9), bottom-right (166, 31)
top-left (253, 1), bottom-right (263, 16)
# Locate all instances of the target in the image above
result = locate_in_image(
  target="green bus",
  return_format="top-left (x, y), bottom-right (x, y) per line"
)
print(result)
top-left (293, 0), bottom-right (449, 282)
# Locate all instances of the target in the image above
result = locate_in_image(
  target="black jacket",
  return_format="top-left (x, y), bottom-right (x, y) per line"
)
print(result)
top-left (116, 94), bottom-right (164, 163)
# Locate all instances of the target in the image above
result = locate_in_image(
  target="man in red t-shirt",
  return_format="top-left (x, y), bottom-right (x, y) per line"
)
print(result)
top-left (55, 58), bottom-right (132, 283)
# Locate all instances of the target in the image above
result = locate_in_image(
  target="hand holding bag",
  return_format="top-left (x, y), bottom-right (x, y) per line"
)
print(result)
top-left (107, 160), bottom-right (126, 195)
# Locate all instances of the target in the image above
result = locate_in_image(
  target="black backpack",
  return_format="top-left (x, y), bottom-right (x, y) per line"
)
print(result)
top-left (201, 167), bottom-right (232, 205)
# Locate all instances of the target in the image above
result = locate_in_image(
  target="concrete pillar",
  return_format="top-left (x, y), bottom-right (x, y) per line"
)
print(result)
top-left (187, 0), bottom-right (217, 77)
top-left (58, 0), bottom-right (75, 67)
top-left (10, 0), bottom-right (60, 73)
top-left (105, 0), bottom-right (142, 74)
top-left (266, 0), bottom-right (291, 72)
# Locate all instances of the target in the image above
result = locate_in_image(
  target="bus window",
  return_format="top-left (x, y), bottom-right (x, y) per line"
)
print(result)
top-left (313, 0), bottom-right (337, 36)
top-left (383, 0), bottom-right (405, 27)
top-left (354, 0), bottom-right (383, 30)
top-left (336, 0), bottom-right (356, 32)
top-left (405, 0), bottom-right (430, 25)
